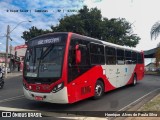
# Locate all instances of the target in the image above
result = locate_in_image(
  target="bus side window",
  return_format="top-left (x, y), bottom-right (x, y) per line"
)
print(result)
top-left (117, 49), bottom-right (125, 64)
top-left (132, 52), bottom-right (137, 64)
top-left (68, 39), bottom-right (89, 66)
top-left (125, 50), bottom-right (132, 64)
top-left (68, 40), bottom-right (77, 66)
top-left (90, 43), bottom-right (105, 65)
top-left (137, 52), bottom-right (143, 64)
top-left (105, 46), bottom-right (116, 65)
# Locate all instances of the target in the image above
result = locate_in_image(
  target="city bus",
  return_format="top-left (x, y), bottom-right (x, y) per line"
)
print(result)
top-left (23, 32), bottom-right (144, 104)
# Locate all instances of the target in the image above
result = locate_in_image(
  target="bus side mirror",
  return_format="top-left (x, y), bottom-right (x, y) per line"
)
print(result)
top-left (75, 45), bottom-right (81, 64)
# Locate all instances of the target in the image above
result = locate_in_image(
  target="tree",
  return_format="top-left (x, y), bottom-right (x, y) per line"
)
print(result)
top-left (101, 18), bottom-right (140, 47)
top-left (51, 6), bottom-right (102, 38)
top-left (22, 6), bottom-right (140, 47)
top-left (155, 43), bottom-right (160, 68)
top-left (151, 21), bottom-right (160, 40)
top-left (21, 26), bottom-right (51, 43)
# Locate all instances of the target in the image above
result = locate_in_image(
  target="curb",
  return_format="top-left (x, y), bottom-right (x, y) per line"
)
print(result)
top-left (145, 74), bottom-right (160, 76)
top-left (110, 88), bottom-right (160, 120)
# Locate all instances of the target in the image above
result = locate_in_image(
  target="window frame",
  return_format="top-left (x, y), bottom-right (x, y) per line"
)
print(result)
top-left (105, 46), bottom-right (116, 65)
top-left (116, 48), bottom-right (125, 65)
top-left (90, 42), bottom-right (105, 65)
top-left (125, 50), bottom-right (132, 64)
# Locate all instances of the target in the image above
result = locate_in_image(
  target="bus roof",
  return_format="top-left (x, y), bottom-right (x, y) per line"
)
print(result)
top-left (29, 32), bottom-right (141, 52)
top-left (71, 32), bottom-right (141, 52)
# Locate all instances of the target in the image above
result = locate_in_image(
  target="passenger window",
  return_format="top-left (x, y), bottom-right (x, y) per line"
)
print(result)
top-left (90, 43), bottom-right (105, 65)
top-left (132, 52), bottom-right (137, 64)
top-left (137, 53), bottom-right (143, 64)
top-left (105, 46), bottom-right (116, 65)
top-left (117, 49), bottom-right (125, 64)
top-left (125, 50), bottom-right (132, 64)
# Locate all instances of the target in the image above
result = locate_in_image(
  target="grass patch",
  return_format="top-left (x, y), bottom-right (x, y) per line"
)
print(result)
top-left (139, 94), bottom-right (160, 111)
top-left (145, 71), bottom-right (160, 75)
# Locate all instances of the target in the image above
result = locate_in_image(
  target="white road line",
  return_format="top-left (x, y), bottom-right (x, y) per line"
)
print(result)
top-left (0, 95), bottom-right (25, 103)
top-left (0, 106), bottom-right (36, 111)
top-left (118, 88), bottom-right (160, 111)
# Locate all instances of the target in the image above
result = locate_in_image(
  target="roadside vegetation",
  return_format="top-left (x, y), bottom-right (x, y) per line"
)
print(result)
top-left (21, 6), bottom-right (140, 48)
top-left (139, 94), bottom-right (160, 111)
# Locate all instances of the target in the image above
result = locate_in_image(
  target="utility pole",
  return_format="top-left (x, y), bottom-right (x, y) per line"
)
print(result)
top-left (5, 25), bottom-right (10, 78)
top-left (4, 21), bottom-right (31, 78)
top-left (10, 45), bottom-right (12, 72)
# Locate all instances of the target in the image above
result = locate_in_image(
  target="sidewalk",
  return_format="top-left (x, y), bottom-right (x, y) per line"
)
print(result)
top-left (5, 71), bottom-right (22, 78)
top-left (125, 93), bottom-right (160, 120)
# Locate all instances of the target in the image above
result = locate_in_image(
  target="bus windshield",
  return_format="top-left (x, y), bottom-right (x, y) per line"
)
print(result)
top-left (24, 45), bottom-right (65, 78)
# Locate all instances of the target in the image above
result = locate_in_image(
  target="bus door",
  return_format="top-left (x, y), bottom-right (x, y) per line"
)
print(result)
top-left (68, 39), bottom-right (92, 102)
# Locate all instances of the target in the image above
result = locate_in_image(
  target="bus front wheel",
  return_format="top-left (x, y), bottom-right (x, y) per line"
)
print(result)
top-left (93, 80), bottom-right (104, 99)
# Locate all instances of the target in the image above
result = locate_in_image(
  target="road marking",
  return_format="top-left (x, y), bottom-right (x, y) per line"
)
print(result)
top-left (0, 95), bottom-right (25, 103)
top-left (0, 106), bottom-right (36, 111)
top-left (118, 88), bottom-right (160, 111)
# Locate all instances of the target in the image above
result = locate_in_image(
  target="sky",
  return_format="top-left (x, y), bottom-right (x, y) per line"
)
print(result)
top-left (0, 0), bottom-right (160, 54)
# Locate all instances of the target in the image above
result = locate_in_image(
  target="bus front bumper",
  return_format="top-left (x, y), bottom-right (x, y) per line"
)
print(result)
top-left (23, 87), bottom-right (69, 104)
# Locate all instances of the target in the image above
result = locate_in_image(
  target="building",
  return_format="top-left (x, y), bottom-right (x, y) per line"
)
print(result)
top-left (145, 62), bottom-right (160, 72)
top-left (0, 44), bottom-right (27, 72)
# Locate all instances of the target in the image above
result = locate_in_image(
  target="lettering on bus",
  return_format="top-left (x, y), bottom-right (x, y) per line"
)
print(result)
top-left (38, 38), bottom-right (60, 45)
top-left (29, 37), bottom-right (62, 46)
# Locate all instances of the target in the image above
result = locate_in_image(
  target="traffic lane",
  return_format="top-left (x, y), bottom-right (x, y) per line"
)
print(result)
top-left (0, 75), bottom-right (159, 112)
top-left (0, 76), bottom-right (23, 100)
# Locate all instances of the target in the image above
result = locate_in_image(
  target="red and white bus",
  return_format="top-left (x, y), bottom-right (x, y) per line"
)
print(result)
top-left (23, 32), bottom-right (144, 104)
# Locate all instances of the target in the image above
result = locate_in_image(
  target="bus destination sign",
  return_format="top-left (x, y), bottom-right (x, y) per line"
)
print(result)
top-left (29, 37), bottom-right (62, 46)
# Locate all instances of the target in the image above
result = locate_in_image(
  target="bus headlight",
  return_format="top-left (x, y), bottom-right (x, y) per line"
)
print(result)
top-left (52, 82), bottom-right (64, 93)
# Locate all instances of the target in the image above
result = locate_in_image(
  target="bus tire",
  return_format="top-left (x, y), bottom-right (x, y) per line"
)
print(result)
top-left (93, 80), bottom-right (104, 99)
top-left (132, 74), bottom-right (137, 86)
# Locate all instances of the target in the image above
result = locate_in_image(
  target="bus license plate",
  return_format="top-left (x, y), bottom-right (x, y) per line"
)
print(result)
top-left (35, 96), bottom-right (43, 101)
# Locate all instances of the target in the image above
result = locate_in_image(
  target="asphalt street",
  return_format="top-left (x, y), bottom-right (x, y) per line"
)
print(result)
top-left (0, 75), bottom-right (159, 118)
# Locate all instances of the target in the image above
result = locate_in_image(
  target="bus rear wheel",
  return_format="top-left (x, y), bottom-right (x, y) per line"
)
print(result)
top-left (93, 80), bottom-right (104, 99)
top-left (132, 74), bottom-right (137, 86)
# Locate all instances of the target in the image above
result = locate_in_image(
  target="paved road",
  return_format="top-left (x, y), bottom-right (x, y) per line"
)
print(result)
top-left (0, 75), bottom-right (159, 117)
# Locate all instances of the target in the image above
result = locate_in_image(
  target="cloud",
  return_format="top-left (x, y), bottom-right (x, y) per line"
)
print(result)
top-left (0, 0), bottom-right (84, 51)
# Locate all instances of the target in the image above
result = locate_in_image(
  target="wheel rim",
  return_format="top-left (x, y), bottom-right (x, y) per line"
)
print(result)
top-left (95, 84), bottom-right (102, 96)
top-left (134, 76), bottom-right (136, 85)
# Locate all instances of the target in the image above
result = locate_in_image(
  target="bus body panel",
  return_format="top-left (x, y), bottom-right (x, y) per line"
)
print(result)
top-left (135, 64), bottom-right (145, 81)
top-left (67, 63), bottom-right (143, 103)
top-left (23, 87), bottom-right (68, 103)
top-left (67, 65), bottom-right (116, 103)
top-left (102, 65), bottom-right (136, 88)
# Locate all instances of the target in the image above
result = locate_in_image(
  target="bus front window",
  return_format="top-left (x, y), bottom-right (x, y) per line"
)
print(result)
top-left (24, 45), bottom-right (65, 78)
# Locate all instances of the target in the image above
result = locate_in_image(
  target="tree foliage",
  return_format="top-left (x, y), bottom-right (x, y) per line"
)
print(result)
top-left (21, 26), bottom-right (50, 43)
top-left (151, 21), bottom-right (160, 40)
top-left (155, 43), bottom-right (160, 67)
top-left (22, 6), bottom-right (140, 47)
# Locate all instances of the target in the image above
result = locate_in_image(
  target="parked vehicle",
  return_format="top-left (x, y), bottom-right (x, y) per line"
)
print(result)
top-left (0, 78), bottom-right (4, 89)
top-left (0, 68), bottom-right (4, 89)
top-left (2, 67), bottom-right (10, 73)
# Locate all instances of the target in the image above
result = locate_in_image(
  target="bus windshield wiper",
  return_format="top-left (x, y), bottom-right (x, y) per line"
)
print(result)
top-left (40, 44), bottom-right (54, 60)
